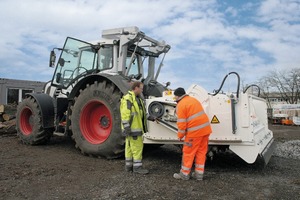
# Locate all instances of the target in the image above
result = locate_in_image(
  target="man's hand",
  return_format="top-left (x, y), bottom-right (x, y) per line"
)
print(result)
top-left (122, 127), bottom-right (131, 136)
top-left (177, 133), bottom-right (184, 141)
top-left (147, 115), bottom-right (157, 122)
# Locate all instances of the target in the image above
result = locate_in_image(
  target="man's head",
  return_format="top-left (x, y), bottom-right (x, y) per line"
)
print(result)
top-left (174, 87), bottom-right (186, 101)
top-left (131, 81), bottom-right (144, 96)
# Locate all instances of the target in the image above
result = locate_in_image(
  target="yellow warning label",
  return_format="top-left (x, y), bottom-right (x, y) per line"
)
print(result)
top-left (164, 90), bottom-right (173, 95)
top-left (211, 115), bottom-right (220, 123)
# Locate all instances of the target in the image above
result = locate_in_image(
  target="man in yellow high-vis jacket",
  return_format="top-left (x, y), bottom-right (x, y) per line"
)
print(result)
top-left (120, 81), bottom-right (149, 174)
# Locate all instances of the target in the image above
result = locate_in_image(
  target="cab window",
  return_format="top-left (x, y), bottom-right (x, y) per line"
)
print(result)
top-left (99, 46), bottom-right (113, 70)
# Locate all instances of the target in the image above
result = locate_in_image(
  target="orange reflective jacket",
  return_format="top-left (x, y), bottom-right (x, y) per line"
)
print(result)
top-left (176, 95), bottom-right (212, 138)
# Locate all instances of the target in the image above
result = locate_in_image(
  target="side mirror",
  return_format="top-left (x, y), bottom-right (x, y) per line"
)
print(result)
top-left (49, 50), bottom-right (56, 67)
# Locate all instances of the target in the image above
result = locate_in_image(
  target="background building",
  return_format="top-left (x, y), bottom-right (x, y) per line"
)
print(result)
top-left (0, 78), bottom-right (45, 105)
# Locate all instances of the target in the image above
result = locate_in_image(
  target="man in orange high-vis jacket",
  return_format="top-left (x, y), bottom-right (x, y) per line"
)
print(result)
top-left (173, 87), bottom-right (212, 181)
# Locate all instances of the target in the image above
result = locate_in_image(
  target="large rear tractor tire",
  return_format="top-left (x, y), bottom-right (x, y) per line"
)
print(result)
top-left (70, 81), bottom-right (124, 158)
top-left (16, 97), bottom-right (53, 144)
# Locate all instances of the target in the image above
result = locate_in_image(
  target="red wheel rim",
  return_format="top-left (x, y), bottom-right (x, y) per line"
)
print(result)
top-left (80, 100), bottom-right (112, 144)
top-left (20, 107), bottom-right (33, 135)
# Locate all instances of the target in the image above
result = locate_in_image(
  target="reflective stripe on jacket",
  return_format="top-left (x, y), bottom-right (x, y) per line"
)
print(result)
top-left (120, 91), bottom-right (147, 136)
top-left (176, 95), bottom-right (212, 138)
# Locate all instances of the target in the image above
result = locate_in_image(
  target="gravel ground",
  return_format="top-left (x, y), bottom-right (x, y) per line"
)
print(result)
top-left (274, 140), bottom-right (300, 160)
top-left (0, 124), bottom-right (299, 200)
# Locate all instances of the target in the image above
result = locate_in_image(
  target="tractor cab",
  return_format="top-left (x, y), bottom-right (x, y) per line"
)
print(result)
top-left (49, 27), bottom-right (171, 98)
top-left (50, 38), bottom-right (105, 89)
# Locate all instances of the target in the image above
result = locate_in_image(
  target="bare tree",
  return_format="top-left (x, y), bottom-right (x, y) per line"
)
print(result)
top-left (256, 78), bottom-right (272, 108)
top-left (258, 68), bottom-right (300, 105)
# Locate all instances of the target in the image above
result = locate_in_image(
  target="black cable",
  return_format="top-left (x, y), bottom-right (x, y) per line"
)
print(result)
top-left (212, 72), bottom-right (240, 98)
top-left (243, 84), bottom-right (261, 97)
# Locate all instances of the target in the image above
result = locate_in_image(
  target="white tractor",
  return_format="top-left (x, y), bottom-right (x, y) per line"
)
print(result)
top-left (16, 26), bottom-right (274, 164)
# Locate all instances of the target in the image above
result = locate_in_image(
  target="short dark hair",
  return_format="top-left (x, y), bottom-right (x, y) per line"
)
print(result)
top-left (131, 81), bottom-right (143, 90)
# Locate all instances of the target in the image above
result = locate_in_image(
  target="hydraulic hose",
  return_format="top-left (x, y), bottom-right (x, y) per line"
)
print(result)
top-left (243, 84), bottom-right (261, 97)
top-left (212, 72), bottom-right (240, 99)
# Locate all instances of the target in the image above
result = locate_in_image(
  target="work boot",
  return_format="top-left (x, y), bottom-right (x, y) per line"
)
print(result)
top-left (173, 172), bottom-right (190, 180)
top-left (133, 166), bottom-right (149, 174)
top-left (125, 166), bottom-right (132, 172)
top-left (191, 172), bottom-right (203, 181)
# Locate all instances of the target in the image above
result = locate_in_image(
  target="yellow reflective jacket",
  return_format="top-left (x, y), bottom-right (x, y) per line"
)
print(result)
top-left (120, 91), bottom-right (147, 136)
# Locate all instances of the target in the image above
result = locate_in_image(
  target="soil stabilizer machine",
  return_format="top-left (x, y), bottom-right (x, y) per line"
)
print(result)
top-left (16, 26), bottom-right (274, 165)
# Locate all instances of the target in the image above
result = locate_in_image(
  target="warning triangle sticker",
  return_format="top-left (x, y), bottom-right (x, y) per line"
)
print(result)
top-left (211, 115), bottom-right (220, 123)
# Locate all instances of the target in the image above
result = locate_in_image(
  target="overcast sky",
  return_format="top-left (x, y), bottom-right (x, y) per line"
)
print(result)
top-left (0, 0), bottom-right (299, 92)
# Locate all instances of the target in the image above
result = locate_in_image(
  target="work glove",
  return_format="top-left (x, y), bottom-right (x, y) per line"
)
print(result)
top-left (122, 127), bottom-right (131, 137)
top-left (147, 115), bottom-right (157, 122)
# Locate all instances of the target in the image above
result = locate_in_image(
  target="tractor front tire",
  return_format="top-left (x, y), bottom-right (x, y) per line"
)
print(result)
top-left (16, 97), bottom-right (53, 145)
top-left (71, 81), bottom-right (124, 158)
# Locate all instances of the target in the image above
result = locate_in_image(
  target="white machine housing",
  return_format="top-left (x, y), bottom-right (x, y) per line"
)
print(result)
top-left (144, 84), bottom-right (275, 165)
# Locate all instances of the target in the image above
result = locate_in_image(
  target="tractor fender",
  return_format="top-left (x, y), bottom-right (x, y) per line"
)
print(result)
top-left (26, 93), bottom-right (55, 128)
top-left (68, 74), bottom-right (131, 99)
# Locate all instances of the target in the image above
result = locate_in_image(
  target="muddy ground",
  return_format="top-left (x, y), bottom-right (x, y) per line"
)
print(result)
top-left (0, 124), bottom-right (299, 200)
